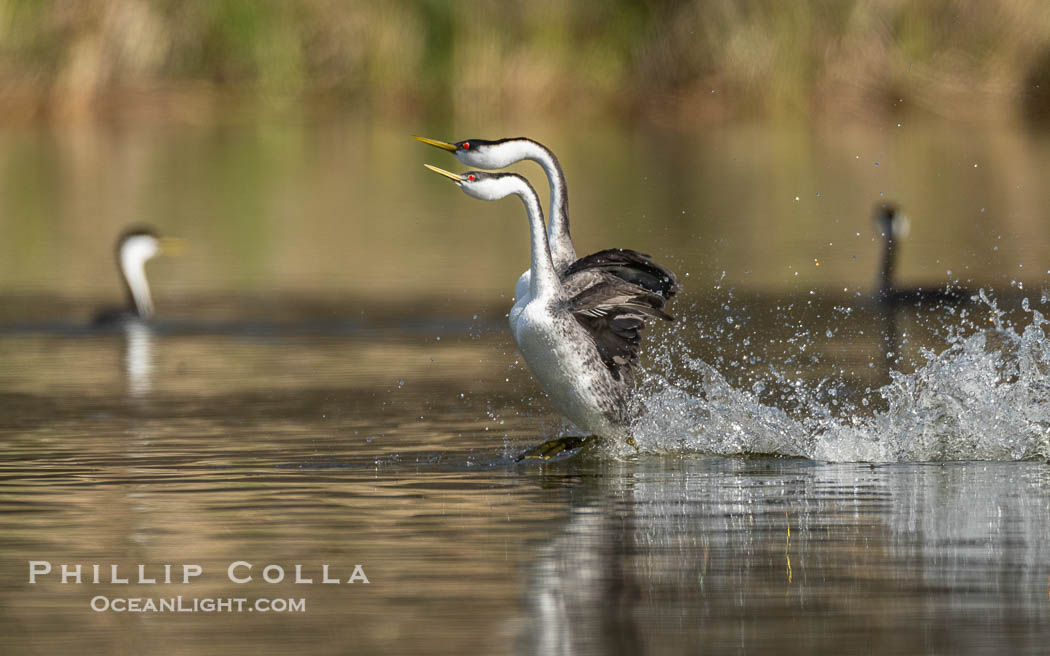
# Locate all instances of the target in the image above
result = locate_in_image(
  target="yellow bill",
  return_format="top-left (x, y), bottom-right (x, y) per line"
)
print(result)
top-left (159, 236), bottom-right (187, 256)
top-left (424, 164), bottom-right (466, 182)
top-left (414, 135), bottom-right (458, 152)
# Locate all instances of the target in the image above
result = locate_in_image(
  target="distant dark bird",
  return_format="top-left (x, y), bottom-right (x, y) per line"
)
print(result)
top-left (873, 202), bottom-right (971, 306)
top-left (425, 164), bottom-right (677, 450)
top-left (93, 227), bottom-right (181, 325)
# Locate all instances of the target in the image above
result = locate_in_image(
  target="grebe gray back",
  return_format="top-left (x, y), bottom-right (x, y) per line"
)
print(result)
top-left (425, 164), bottom-right (676, 445)
top-left (874, 202), bottom-right (971, 307)
top-left (415, 136), bottom-right (681, 303)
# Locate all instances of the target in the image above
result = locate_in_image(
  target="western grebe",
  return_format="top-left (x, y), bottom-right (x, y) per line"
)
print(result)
top-left (415, 136), bottom-right (681, 306)
top-left (425, 164), bottom-right (675, 452)
top-left (93, 227), bottom-right (181, 325)
top-left (874, 202), bottom-right (970, 306)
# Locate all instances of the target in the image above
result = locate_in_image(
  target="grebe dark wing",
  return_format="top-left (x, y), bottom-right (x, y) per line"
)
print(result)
top-left (565, 248), bottom-right (681, 299)
top-left (566, 272), bottom-right (673, 383)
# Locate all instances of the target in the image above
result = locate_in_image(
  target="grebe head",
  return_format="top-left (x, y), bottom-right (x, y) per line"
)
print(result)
top-left (118, 228), bottom-right (161, 266)
top-left (115, 227), bottom-right (184, 319)
top-left (117, 228), bottom-right (184, 268)
top-left (415, 136), bottom-right (532, 170)
top-left (424, 164), bottom-right (526, 202)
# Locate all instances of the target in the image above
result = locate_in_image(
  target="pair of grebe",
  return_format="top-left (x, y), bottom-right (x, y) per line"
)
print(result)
top-left (417, 136), bottom-right (680, 450)
top-left (415, 137), bottom-right (972, 449)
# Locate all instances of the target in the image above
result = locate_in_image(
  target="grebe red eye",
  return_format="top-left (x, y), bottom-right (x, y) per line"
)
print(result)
top-left (463, 142), bottom-right (470, 149)
top-left (468, 174), bottom-right (475, 181)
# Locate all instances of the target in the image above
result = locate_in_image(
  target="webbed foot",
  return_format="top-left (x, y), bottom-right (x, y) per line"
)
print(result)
top-left (517, 435), bottom-right (600, 462)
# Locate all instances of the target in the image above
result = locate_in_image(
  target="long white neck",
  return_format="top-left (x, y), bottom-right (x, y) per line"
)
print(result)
top-left (507, 177), bottom-right (560, 301)
top-left (478, 139), bottom-right (575, 271)
top-left (120, 246), bottom-right (155, 318)
top-left (517, 140), bottom-right (575, 271)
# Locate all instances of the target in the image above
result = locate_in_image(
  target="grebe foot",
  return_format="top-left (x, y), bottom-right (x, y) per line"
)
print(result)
top-left (517, 435), bottom-right (600, 461)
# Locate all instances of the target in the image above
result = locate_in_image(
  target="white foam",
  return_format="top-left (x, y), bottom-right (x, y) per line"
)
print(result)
top-left (630, 294), bottom-right (1050, 462)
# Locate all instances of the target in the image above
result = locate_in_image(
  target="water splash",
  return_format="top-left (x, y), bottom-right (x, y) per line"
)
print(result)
top-left (631, 294), bottom-right (1050, 462)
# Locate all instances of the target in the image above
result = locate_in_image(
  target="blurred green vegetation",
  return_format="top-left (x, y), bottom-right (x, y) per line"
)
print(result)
top-left (1, 0), bottom-right (1050, 124)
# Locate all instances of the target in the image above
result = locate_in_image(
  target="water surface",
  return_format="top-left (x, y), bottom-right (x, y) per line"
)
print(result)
top-left (2, 118), bottom-right (1050, 653)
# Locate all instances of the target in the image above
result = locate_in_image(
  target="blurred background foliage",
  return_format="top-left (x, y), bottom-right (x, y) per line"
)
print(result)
top-left (1, 0), bottom-right (1050, 125)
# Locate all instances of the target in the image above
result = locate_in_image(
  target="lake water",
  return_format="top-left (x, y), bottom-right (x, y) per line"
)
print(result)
top-left (2, 117), bottom-right (1050, 654)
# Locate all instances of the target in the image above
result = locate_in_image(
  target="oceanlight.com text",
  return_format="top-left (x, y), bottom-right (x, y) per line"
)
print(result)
top-left (90, 596), bottom-right (307, 613)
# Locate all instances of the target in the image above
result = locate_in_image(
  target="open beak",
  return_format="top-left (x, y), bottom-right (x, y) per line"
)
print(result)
top-left (424, 164), bottom-right (466, 183)
top-left (414, 135), bottom-right (458, 152)
top-left (158, 236), bottom-right (187, 256)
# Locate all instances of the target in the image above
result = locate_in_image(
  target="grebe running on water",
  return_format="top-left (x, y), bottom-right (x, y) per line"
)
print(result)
top-left (425, 164), bottom-right (677, 456)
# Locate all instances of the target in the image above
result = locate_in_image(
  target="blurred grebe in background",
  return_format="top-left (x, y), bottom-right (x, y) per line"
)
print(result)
top-left (93, 227), bottom-right (182, 325)
top-left (873, 202), bottom-right (971, 307)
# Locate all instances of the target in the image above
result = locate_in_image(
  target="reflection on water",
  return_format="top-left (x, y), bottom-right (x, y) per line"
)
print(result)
top-left (123, 322), bottom-right (154, 397)
top-left (2, 118), bottom-right (1050, 653)
top-left (523, 459), bottom-right (1050, 655)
